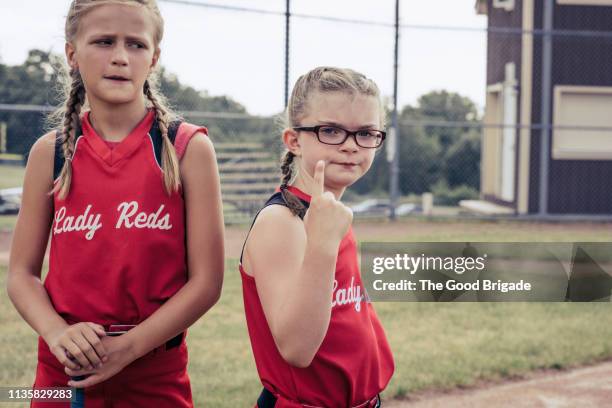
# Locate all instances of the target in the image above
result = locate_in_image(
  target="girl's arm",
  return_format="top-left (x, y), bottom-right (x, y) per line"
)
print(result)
top-left (243, 161), bottom-right (352, 367)
top-left (7, 133), bottom-right (107, 371)
top-left (67, 132), bottom-right (224, 388)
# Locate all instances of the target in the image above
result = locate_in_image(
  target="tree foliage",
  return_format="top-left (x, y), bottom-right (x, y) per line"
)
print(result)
top-left (353, 90), bottom-right (481, 201)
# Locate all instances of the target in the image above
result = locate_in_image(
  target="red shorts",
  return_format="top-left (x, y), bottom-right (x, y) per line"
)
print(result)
top-left (31, 336), bottom-right (193, 408)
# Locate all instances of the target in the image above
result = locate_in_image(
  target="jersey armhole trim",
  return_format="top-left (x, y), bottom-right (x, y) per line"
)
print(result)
top-left (174, 123), bottom-right (209, 161)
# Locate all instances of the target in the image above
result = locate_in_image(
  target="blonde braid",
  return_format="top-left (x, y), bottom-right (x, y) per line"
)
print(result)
top-left (53, 69), bottom-right (85, 199)
top-left (144, 79), bottom-right (180, 194)
top-left (279, 151), bottom-right (306, 218)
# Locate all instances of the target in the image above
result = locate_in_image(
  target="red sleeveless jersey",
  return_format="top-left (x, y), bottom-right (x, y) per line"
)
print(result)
top-left (240, 185), bottom-right (395, 407)
top-left (45, 110), bottom-right (205, 326)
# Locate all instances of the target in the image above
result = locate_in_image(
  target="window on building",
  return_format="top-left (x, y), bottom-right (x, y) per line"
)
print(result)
top-left (552, 86), bottom-right (612, 160)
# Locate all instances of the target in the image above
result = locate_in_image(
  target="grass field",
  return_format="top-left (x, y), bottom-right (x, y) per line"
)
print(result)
top-left (0, 165), bottom-right (25, 189)
top-left (0, 165), bottom-right (24, 231)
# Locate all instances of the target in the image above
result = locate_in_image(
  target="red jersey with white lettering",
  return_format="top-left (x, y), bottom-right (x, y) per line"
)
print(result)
top-left (240, 185), bottom-right (395, 408)
top-left (31, 110), bottom-right (205, 408)
top-left (45, 110), bottom-right (205, 326)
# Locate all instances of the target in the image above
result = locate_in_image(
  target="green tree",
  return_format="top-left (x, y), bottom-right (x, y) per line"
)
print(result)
top-left (352, 90), bottom-right (481, 198)
top-left (0, 50), bottom-right (63, 155)
top-left (444, 130), bottom-right (480, 189)
top-left (353, 109), bottom-right (441, 196)
top-left (418, 90), bottom-right (479, 153)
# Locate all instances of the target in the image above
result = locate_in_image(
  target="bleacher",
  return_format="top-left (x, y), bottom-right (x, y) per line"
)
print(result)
top-left (216, 142), bottom-right (279, 224)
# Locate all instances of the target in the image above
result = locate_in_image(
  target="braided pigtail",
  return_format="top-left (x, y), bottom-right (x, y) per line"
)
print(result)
top-left (53, 69), bottom-right (86, 199)
top-left (144, 79), bottom-right (180, 195)
top-left (279, 151), bottom-right (306, 218)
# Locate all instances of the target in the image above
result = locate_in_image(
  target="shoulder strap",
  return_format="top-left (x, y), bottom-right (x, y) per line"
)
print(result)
top-left (150, 119), bottom-right (182, 168)
top-left (53, 120), bottom-right (82, 181)
top-left (53, 131), bottom-right (64, 181)
top-left (239, 191), bottom-right (310, 264)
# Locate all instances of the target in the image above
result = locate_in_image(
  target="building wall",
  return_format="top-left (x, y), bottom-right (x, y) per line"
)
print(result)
top-left (530, 1), bottom-right (612, 214)
top-left (486, 1), bottom-right (524, 85)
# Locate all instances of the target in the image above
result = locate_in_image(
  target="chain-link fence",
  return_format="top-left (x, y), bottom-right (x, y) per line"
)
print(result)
top-left (1, 0), bottom-right (612, 222)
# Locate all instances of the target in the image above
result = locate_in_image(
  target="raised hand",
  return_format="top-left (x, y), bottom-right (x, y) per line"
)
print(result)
top-left (303, 160), bottom-right (353, 247)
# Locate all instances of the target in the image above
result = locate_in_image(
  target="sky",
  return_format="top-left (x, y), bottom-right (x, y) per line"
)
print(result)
top-left (0, 0), bottom-right (488, 116)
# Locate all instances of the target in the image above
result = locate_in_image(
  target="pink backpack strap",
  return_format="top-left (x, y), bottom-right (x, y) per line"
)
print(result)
top-left (174, 123), bottom-right (209, 160)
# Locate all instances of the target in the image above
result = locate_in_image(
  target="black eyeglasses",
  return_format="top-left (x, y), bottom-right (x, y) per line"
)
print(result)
top-left (293, 125), bottom-right (386, 149)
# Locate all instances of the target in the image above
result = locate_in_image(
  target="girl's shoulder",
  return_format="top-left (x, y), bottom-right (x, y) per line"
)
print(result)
top-left (250, 203), bottom-right (306, 249)
top-left (23, 131), bottom-right (59, 190)
top-left (175, 122), bottom-right (217, 194)
top-left (173, 122), bottom-right (209, 161)
top-left (29, 131), bottom-right (58, 169)
top-left (33, 131), bottom-right (59, 152)
top-left (242, 202), bottom-right (306, 275)
top-left (258, 202), bottom-right (303, 226)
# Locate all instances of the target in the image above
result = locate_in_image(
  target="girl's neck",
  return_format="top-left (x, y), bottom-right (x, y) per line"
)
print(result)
top-left (291, 171), bottom-right (346, 201)
top-left (87, 98), bottom-right (149, 142)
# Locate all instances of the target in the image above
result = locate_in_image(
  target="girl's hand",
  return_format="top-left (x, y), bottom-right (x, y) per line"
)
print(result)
top-left (45, 322), bottom-right (107, 370)
top-left (303, 160), bottom-right (353, 247)
top-left (64, 334), bottom-right (136, 388)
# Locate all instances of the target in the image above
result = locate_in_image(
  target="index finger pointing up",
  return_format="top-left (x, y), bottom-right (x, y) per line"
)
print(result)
top-left (312, 160), bottom-right (325, 197)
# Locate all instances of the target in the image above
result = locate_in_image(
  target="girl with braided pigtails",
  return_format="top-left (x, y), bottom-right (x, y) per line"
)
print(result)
top-left (240, 67), bottom-right (394, 408)
top-left (7, 1), bottom-right (224, 406)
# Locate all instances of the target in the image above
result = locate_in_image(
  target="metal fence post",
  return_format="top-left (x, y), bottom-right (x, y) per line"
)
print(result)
top-left (284, 0), bottom-right (291, 108)
top-left (389, 0), bottom-right (400, 220)
top-left (538, 0), bottom-right (554, 216)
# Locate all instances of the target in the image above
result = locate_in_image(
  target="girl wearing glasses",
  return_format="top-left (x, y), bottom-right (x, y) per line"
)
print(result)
top-left (239, 66), bottom-right (394, 408)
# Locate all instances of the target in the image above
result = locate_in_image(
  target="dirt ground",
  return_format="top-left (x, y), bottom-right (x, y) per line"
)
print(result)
top-left (386, 361), bottom-right (612, 407)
